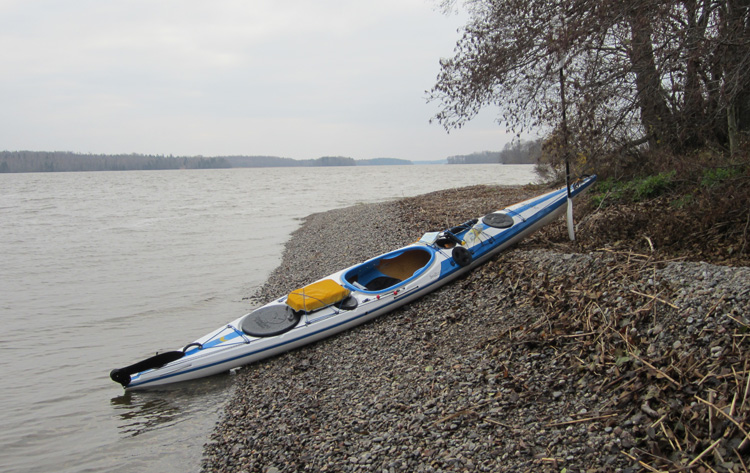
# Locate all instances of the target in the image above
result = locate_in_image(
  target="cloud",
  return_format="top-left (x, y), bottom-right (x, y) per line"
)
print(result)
top-left (0, 0), bottom-right (514, 160)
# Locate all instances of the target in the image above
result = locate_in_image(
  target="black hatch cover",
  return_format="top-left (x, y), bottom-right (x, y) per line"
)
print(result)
top-left (482, 212), bottom-right (514, 229)
top-left (241, 305), bottom-right (301, 337)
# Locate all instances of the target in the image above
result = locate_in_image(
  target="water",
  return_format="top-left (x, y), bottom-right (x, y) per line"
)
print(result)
top-left (0, 165), bottom-right (535, 472)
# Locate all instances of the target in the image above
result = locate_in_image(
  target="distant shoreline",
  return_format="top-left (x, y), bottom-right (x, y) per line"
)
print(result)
top-left (0, 149), bottom-right (537, 173)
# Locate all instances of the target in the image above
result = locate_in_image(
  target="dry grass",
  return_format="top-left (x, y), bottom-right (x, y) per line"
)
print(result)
top-left (489, 249), bottom-right (750, 472)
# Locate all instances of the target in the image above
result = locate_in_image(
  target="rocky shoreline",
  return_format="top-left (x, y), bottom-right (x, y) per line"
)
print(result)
top-left (202, 185), bottom-right (750, 473)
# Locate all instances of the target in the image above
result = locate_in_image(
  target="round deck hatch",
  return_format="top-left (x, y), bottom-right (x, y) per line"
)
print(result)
top-left (241, 305), bottom-right (301, 337)
top-left (482, 213), bottom-right (514, 229)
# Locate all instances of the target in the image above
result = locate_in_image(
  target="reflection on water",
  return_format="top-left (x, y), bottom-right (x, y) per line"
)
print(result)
top-left (110, 372), bottom-right (236, 438)
top-left (112, 394), bottom-right (181, 437)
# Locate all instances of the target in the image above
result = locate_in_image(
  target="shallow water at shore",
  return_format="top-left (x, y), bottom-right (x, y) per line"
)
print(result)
top-left (0, 164), bottom-right (535, 473)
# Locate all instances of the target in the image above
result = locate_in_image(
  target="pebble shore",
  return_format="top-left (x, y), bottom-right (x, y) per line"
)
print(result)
top-left (202, 186), bottom-right (750, 473)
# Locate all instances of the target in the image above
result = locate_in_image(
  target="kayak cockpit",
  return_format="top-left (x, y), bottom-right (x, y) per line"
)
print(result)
top-left (342, 247), bottom-right (434, 293)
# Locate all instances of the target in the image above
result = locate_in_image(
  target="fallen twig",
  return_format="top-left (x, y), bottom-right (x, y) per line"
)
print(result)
top-left (734, 447), bottom-right (749, 473)
top-left (629, 350), bottom-right (681, 388)
top-left (629, 289), bottom-right (679, 309)
top-left (695, 395), bottom-right (750, 450)
top-left (597, 247), bottom-right (652, 259)
top-left (546, 413), bottom-right (618, 427)
top-left (484, 418), bottom-right (513, 429)
top-left (727, 313), bottom-right (750, 329)
top-left (688, 437), bottom-right (722, 467)
top-left (703, 295), bottom-right (725, 320)
top-left (620, 450), bottom-right (667, 473)
top-left (644, 235), bottom-right (655, 253)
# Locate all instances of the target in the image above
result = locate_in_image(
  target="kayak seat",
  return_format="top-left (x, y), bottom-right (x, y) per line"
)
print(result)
top-left (349, 273), bottom-right (400, 291)
top-left (362, 276), bottom-right (401, 291)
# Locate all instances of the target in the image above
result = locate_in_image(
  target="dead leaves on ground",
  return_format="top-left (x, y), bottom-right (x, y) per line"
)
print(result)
top-left (482, 251), bottom-right (750, 472)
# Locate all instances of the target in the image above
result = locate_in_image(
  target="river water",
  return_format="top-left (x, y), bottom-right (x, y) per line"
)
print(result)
top-left (0, 164), bottom-right (535, 473)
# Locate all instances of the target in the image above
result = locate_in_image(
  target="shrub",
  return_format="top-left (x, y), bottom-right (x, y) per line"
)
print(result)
top-left (700, 166), bottom-right (742, 188)
top-left (631, 171), bottom-right (676, 201)
top-left (590, 171), bottom-right (677, 207)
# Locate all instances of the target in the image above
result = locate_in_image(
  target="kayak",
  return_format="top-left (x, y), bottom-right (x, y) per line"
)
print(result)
top-left (110, 175), bottom-right (596, 389)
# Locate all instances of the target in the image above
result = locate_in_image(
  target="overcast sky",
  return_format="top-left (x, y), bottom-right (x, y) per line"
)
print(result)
top-left (0, 0), bottom-right (517, 161)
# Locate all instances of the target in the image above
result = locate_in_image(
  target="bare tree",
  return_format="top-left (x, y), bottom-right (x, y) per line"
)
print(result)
top-left (430, 0), bottom-right (750, 168)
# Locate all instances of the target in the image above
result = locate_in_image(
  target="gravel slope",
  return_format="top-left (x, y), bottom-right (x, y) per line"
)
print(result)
top-left (202, 186), bottom-right (750, 473)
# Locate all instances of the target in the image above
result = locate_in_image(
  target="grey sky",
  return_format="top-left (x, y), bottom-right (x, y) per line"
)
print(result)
top-left (0, 0), bottom-right (514, 161)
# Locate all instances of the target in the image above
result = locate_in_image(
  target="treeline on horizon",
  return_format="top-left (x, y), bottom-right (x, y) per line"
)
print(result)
top-left (0, 147), bottom-right (536, 173)
top-left (0, 152), bottom-right (416, 173)
top-left (447, 139), bottom-right (541, 165)
top-left (0, 151), bottom-right (232, 173)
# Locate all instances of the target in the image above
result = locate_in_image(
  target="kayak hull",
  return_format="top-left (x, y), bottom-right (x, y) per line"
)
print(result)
top-left (114, 176), bottom-right (596, 389)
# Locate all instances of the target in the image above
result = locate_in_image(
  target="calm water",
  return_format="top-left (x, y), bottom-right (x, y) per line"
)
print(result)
top-left (0, 165), bottom-right (535, 473)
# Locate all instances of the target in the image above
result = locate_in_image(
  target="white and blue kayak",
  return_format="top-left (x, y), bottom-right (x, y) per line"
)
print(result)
top-left (110, 175), bottom-right (596, 389)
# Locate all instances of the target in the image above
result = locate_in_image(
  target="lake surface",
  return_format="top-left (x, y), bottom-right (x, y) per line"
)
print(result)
top-left (0, 164), bottom-right (536, 472)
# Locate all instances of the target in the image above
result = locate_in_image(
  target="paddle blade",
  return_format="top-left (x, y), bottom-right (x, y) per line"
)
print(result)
top-left (566, 197), bottom-right (575, 241)
top-left (110, 350), bottom-right (185, 387)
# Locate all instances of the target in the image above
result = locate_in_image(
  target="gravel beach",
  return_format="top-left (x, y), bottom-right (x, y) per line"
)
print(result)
top-left (202, 185), bottom-right (750, 473)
